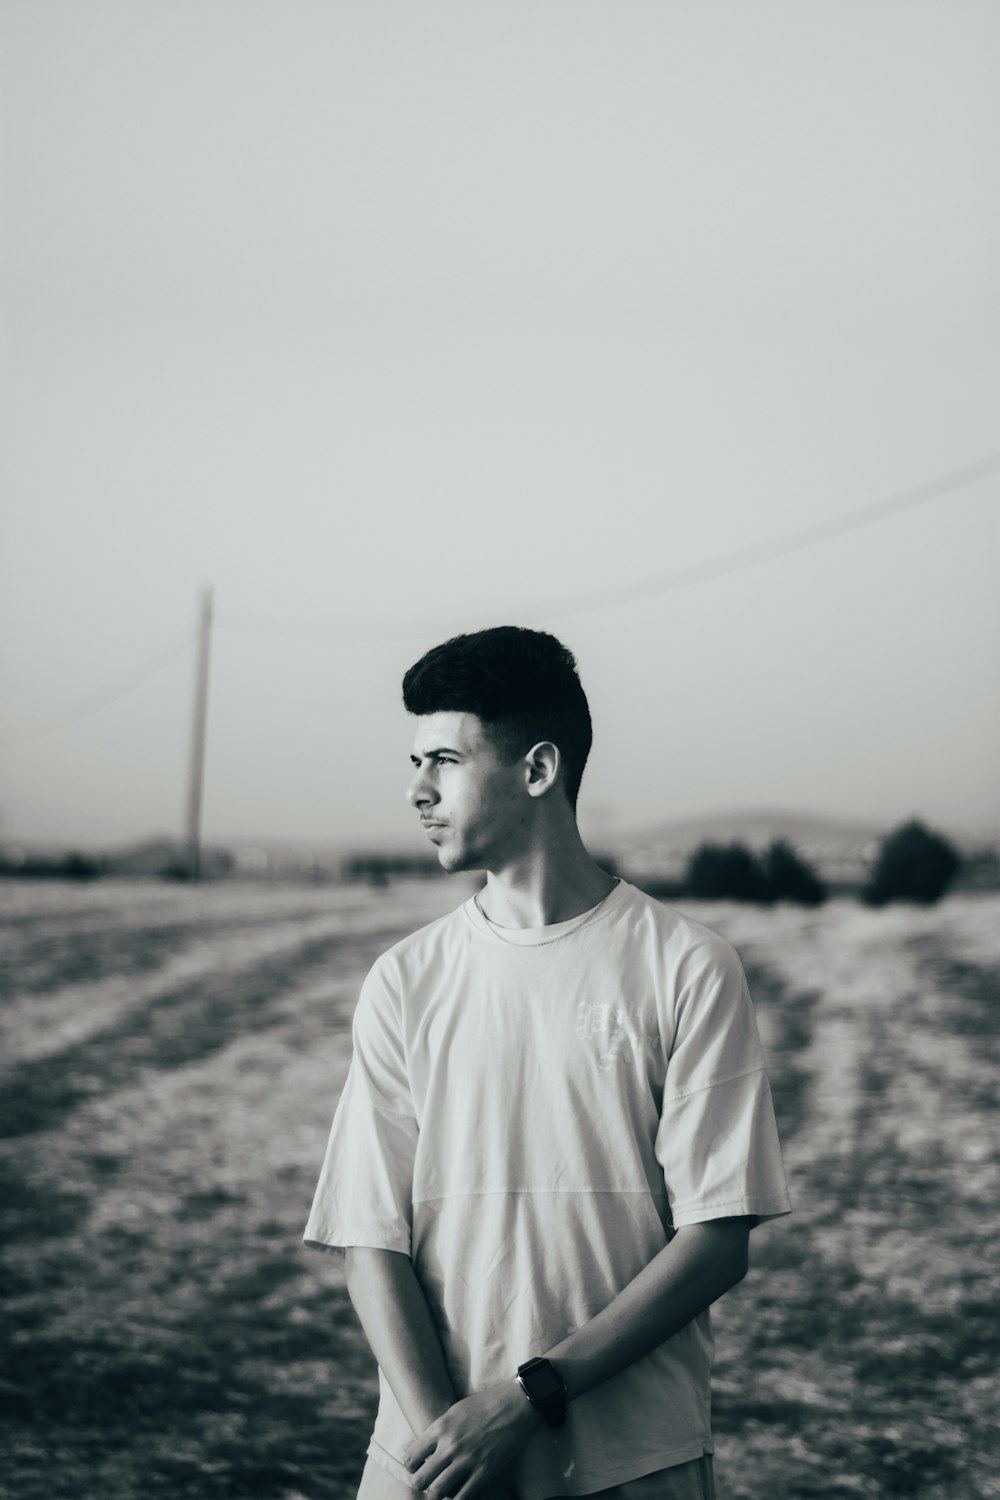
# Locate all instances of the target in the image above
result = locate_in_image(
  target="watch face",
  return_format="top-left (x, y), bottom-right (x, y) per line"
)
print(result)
top-left (522, 1362), bottom-right (565, 1402)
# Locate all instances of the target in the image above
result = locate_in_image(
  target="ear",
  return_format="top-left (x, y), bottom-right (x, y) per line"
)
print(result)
top-left (524, 741), bottom-right (560, 798)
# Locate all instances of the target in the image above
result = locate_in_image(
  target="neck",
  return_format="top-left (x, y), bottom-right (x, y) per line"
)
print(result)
top-left (479, 816), bottom-right (618, 929)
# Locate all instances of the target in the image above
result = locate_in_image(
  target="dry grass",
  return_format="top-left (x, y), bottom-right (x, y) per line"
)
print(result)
top-left (1, 880), bottom-right (997, 1499)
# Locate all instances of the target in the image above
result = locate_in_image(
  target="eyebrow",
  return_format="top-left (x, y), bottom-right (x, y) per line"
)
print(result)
top-left (410, 746), bottom-right (464, 762)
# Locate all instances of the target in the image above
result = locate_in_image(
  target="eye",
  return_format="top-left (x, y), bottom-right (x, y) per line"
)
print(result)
top-left (436, 756), bottom-right (456, 765)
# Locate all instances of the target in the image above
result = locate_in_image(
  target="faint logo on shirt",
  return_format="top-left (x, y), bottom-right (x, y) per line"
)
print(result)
top-left (575, 1002), bottom-right (661, 1072)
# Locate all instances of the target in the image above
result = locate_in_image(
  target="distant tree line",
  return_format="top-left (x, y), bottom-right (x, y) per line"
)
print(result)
top-left (686, 838), bottom-right (827, 905)
top-left (640, 819), bottom-right (967, 907)
top-left (0, 818), bottom-right (980, 904)
top-left (341, 851), bottom-right (443, 886)
top-left (0, 849), bottom-right (104, 881)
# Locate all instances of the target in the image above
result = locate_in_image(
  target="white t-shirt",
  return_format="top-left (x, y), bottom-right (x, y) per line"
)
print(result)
top-left (304, 880), bottom-right (792, 1498)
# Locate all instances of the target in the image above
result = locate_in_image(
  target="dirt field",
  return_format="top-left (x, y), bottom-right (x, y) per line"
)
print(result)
top-left (1, 879), bottom-right (997, 1500)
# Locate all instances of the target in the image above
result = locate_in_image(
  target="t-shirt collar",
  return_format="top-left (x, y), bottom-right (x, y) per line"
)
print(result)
top-left (463, 877), bottom-right (629, 946)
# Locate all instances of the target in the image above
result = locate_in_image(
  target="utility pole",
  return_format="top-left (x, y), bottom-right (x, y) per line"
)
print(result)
top-left (185, 587), bottom-right (213, 880)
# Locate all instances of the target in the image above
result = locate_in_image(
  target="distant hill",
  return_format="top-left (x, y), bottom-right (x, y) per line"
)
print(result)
top-left (609, 809), bottom-right (886, 884)
top-left (617, 807), bottom-right (882, 847)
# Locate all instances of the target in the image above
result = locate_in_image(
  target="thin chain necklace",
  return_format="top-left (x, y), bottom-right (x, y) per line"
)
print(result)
top-left (474, 879), bottom-right (619, 930)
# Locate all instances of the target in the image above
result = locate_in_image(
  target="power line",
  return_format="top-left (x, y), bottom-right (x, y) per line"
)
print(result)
top-left (217, 449), bottom-right (1000, 643)
top-left (536, 448), bottom-right (1000, 623)
top-left (0, 629), bottom-right (195, 749)
top-left (2, 448), bottom-right (996, 748)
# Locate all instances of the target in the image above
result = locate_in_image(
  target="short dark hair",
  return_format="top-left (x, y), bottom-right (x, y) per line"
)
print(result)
top-left (402, 626), bottom-right (593, 809)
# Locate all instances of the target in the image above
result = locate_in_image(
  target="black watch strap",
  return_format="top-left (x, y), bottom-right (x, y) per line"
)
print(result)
top-left (516, 1357), bottom-right (567, 1428)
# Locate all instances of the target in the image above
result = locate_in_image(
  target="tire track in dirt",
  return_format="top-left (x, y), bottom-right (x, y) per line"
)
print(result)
top-left (0, 910), bottom-right (363, 1065)
top-left (714, 905), bottom-right (1000, 1498)
top-left (0, 904), bottom-right (340, 999)
top-left (740, 956), bottom-right (821, 1148)
top-left (0, 882), bottom-right (448, 1066)
top-left (0, 885), bottom-right (466, 1500)
top-left (0, 921), bottom-right (406, 1140)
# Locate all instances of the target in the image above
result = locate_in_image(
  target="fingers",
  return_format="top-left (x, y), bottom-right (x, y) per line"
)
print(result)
top-left (407, 1442), bottom-right (469, 1500)
top-left (409, 1451), bottom-right (450, 1495)
top-left (408, 1445), bottom-right (492, 1500)
top-left (419, 1462), bottom-right (472, 1500)
top-left (403, 1430), bottom-right (439, 1471)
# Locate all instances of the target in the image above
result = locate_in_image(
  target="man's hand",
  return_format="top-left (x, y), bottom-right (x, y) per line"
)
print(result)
top-left (402, 1380), bottom-right (537, 1500)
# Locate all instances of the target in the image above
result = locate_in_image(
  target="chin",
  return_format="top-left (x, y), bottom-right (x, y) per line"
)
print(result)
top-left (437, 850), bottom-right (469, 874)
top-left (436, 843), bottom-right (481, 875)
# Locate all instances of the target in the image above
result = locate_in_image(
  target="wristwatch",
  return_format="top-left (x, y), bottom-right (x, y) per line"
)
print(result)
top-left (516, 1357), bottom-right (568, 1428)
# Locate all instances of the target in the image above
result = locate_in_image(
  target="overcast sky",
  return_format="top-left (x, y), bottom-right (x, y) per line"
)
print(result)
top-left (1, 0), bottom-right (998, 852)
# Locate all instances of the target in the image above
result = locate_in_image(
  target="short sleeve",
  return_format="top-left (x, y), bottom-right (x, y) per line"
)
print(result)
top-left (303, 957), bottom-right (418, 1256)
top-left (655, 935), bottom-right (792, 1230)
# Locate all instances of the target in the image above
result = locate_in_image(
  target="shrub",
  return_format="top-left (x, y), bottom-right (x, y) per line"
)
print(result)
top-left (685, 842), bottom-right (772, 902)
top-left (761, 839), bottom-right (827, 906)
top-left (682, 838), bottom-right (827, 905)
top-left (861, 819), bottom-right (960, 906)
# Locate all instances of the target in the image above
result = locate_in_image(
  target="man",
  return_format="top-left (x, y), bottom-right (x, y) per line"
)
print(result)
top-left (305, 626), bottom-right (792, 1500)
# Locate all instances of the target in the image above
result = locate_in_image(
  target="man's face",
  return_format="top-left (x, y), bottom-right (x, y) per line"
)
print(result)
top-left (407, 711), bottom-right (530, 872)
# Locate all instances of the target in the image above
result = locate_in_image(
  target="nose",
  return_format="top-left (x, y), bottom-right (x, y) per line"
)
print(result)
top-left (406, 765), bottom-right (437, 810)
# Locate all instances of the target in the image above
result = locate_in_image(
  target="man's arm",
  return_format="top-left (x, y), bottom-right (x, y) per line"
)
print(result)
top-left (545, 1216), bottom-right (749, 1402)
top-left (345, 1247), bottom-right (519, 1500)
top-left (402, 1217), bottom-right (751, 1500)
top-left (343, 1246), bottom-right (457, 1435)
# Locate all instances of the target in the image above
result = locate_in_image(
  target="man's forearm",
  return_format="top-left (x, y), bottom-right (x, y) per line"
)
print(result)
top-left (344, 1246), bottom-right (457, 1434)
top-left (544, 1218), bottom-right (750, 1403)
top-left (402, 1218), bottom-right (751, 1500)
